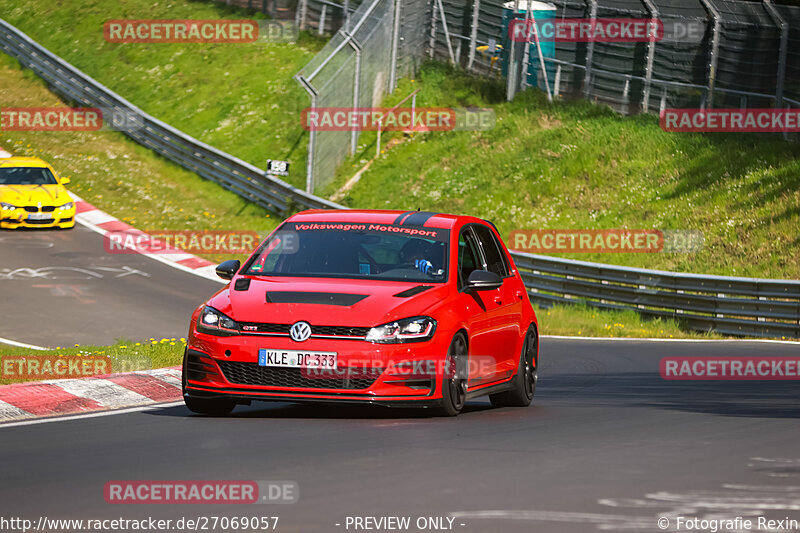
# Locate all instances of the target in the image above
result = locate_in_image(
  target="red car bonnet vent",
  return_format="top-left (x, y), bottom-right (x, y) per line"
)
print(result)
top-left (265, 291), bottom-right (368, 306)
top-left (393, 285), bottom-right (433, 298)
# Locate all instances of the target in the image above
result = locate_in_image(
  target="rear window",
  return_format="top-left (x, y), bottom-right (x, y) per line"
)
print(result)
top-left (245, 222), bottom-right (450, 283)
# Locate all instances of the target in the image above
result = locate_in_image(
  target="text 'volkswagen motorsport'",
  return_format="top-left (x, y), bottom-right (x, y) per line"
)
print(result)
top-left (183, 210), bottom-right (538, 416)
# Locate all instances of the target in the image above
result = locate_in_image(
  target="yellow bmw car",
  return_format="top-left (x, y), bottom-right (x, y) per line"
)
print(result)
top-left (0, 157), bottom-right (76, 229)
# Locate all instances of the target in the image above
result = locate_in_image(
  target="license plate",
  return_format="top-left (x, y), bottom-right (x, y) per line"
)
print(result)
top-left (258, 349), bottom-right (337, 369)
top-left (27, 213), bottom-right (51, 220)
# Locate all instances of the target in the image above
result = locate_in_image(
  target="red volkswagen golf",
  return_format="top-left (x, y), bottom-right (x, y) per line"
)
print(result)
top-left (183, 210), bottom-right (538, 416)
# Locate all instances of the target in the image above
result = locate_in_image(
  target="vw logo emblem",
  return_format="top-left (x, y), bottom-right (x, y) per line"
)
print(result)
top-left (289, 321), bottom-right (312, 342)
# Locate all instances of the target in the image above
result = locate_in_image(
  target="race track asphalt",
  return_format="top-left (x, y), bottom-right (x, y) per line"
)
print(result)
top-left (1, 338), bottom-right (798, 533)
top-left (0, 226), bottom-right (222, 347)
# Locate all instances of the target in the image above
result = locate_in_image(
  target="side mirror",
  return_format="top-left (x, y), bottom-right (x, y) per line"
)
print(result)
top-left (464, 269), bottom-right (502, 291)
top-left (59, 177), bottom-right (71, 185)
top-left (215, 259), bottom-right (241, 281)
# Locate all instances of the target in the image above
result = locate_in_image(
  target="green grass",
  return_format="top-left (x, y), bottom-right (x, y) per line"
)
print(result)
top-left (330, 63), bottom-right (800, 280)
top-left (533, 304), bottom-right (724, 339)
top-left (0, 53), bottom-right (279, 264)
top-left (0, 0), bottom-right (326, 190)
top-left (0, 338), bottom-right (184, 385)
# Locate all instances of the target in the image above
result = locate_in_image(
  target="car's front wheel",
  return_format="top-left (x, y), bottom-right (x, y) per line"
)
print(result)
top-left (490, 325), bottom-right (537, 408)
top-left (435, 333), bottom-right (468, 417)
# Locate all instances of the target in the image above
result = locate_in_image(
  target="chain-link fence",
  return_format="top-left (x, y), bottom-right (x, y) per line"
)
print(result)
top-left (294, 0), bottom-right (800, 192)
top-left (294, 0), bottom-right (429, 192)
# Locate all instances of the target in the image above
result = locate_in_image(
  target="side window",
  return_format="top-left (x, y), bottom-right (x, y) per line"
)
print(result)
top-left (457, 230), bottom-right (481, 288)
top-left (472, 225), bottom-right (510, 277)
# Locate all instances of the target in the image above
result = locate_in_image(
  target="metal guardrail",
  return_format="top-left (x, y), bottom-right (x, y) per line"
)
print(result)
top-left (512, 252), bottom-right (800, 339)
top-left (1, 18), bottom-right (798, 339)
top-left (0, 19), bottom-right (341, 216)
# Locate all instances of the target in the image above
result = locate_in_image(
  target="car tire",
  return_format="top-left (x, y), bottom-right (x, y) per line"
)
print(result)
top-left (490, 325), bottom-right (537, 408)
top-left (434, 333), bottom-right (468, 417)
top-left (182, 350), bottom-right (236, 416)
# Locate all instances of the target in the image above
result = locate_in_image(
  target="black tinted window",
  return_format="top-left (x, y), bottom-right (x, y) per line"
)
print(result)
top-left (458, 230), bottom-right (481, 288)
top-left (473, 225), bottom-right (509, 277)
top-left (246, 222), bottom-right (449, 283)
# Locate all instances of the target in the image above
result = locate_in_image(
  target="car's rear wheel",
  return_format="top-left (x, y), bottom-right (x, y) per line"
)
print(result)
top-left (435, 334), bottom-right (468, 417)
top-left (490, 325), bottom-right (537, 408)
top-left (182, 351), bottom-right (236, 416)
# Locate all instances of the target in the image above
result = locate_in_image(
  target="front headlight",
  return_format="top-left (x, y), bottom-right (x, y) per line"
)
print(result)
top-left (59, 202), bottom-right (74, 211)
top-left (196, 306), bottom-right (240, 336)
top-left (366, 316), bottom-right (436, 344)
top-left (1, 202), bottom-right (17, 211)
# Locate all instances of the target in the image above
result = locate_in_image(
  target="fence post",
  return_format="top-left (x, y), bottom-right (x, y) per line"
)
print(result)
top-left (295, 75), bottom-right (318, 193)
top-left (764, 0), bottom-right (788, 109)
top-left (344, 0), bottom-right (351, 31)
top-left (583, 0), bottom-right (597, 98)
top-left (699, 0), bottom-right (720, 108)
top-left (436, 0), bottom-right (457, 64)
top-left (467, 0), bottom-right (480, 71)
top-left (319, 4), bottom-right (327, 36)
top-left (429, 0), bottom-right (438, 58)
top-left (296, 0), bottom-right (308, 30)
top-left (346, 32), bottom-right (362, 156)
top-left (554, 64), bottom-right (561, 97)
top-left (389, 0), bottom-right (402, 91)
top-left (520, 1), bottom-right (531, 90)
top-left (506, 0), bottom-right (521, 101)
top-left (641, 0), bottom-right (658, 113)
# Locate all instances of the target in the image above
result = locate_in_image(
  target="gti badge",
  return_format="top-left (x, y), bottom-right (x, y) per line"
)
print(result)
top-left (289, 321), bottom-right (312, 342)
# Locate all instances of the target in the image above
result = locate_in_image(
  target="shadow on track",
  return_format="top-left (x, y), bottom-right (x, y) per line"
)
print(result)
top-left (544, 372), bottom-right (800, 418)
top-left (148, 401), bottom-right (498, 420)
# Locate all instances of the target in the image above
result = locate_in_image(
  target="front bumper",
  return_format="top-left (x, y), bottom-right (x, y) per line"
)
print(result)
top-left (0, 207), bottom-right (75, 228)
top-left (184, 331), bottom-right (450, 406)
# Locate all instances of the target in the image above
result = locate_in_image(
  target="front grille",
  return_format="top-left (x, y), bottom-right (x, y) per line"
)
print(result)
top-left (41, 206), bottom-right (56, 212)
top-left (218, 361), bottom-right (383, 390)
top-left (312, 325), bottom-right (370, 337)
top-left (23, 206), bottom-right (38, 213)
top-left (237, 323), bottom-right (370, 338)
top-left (25, 219), bottom-right (53, 225)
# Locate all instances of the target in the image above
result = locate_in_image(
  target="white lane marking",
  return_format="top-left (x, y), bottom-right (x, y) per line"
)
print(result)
top-left (0, 336), bottom-right (47, 350)
top-left (70, 192), bottom-right (224, 284)
top-left (0, 401), bottom-right (184, 429)
top-left (151, 369), bottom-right (182, 388)
top-left (78, 209), bottom-right (117, 226)
top-left (49, 378), bottom-right (152, 408)
top-left (0, 400), bottom-right (32, 422)
top-left (542, 335), bottom-right (800, 345)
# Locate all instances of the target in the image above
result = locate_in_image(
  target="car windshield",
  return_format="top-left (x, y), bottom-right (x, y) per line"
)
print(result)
top-left (245, 221), bottom-right (449, 283)
top-left (0, 167), bottom-right (58, 185)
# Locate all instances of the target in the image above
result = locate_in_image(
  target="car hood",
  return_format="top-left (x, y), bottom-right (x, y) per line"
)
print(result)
top-left (0, 184), bottom-right (71, 206)
top-left (208, 276), bottom-right (451, 327)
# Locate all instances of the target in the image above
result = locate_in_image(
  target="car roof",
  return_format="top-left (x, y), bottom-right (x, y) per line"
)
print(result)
top-left (0, 157), bottom-right (51, 169)
top-left (288, 209), bottom-right (488, 230)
